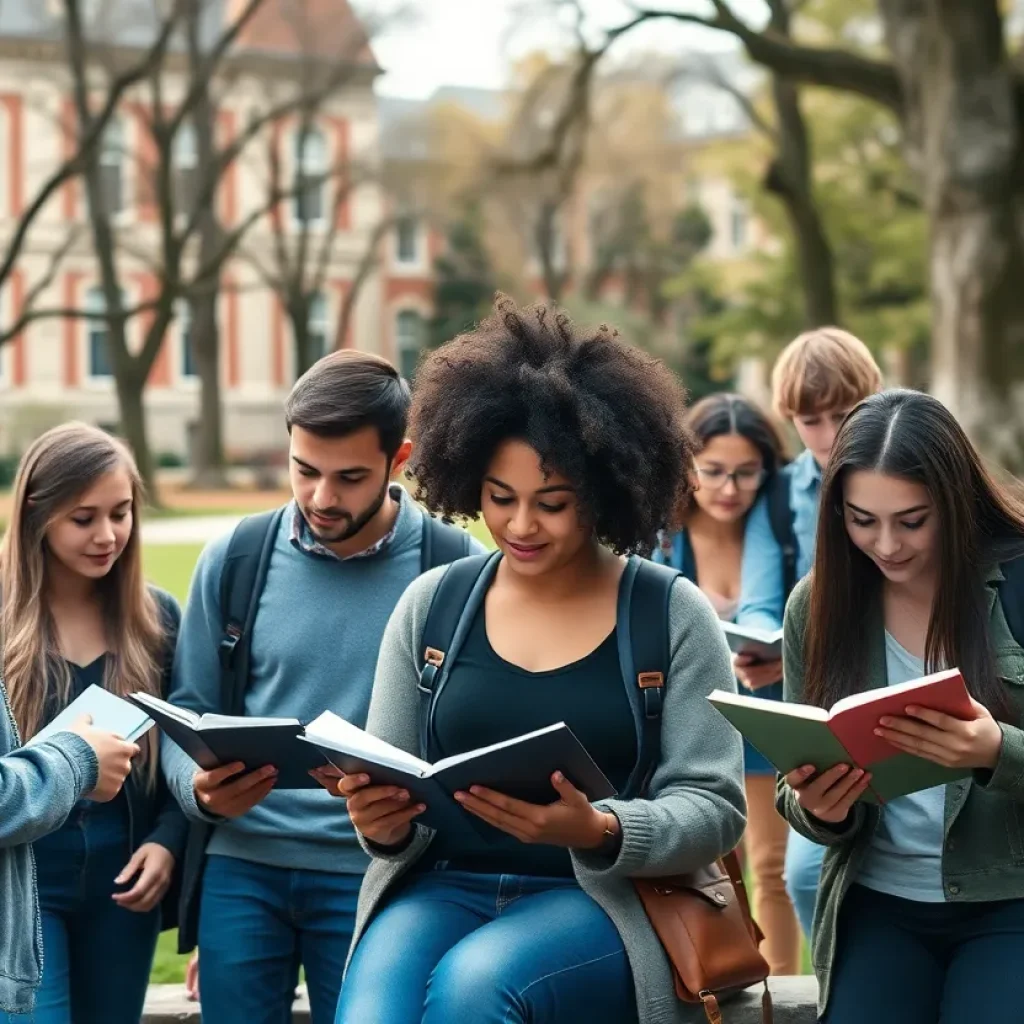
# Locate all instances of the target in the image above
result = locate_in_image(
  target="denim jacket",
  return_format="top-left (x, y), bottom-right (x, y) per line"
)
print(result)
top-left (736, 449), bottom-right (821, 632)
top-left (0, 674), bottom-right (98, 1014)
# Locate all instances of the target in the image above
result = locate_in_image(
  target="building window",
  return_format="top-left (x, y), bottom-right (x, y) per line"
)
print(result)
top-left (173, 121), bottom-right (199, 216)
top-left (98, 117), bottom-right (125, 217)
top-left (308, 292), bottom-right (329, 362)
top-left (179, 300), bottom-right (197, 378)
top-left (730, 199), bottom-right (749, 252)
top-left (396, 215), bottom-right (419, 264)
top-left (395, 309), bottom-right (425, 381)
top-left (85, 286), bottom-right (114, 378)
top-left (294, 127), bottom-right (327, 225)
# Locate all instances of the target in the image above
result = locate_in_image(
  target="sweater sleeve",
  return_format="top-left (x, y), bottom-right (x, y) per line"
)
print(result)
top-left (573, 579), bottom-right (746, 879)
top-left (0, 732), bottom-right (98, 847)
top-left (775, 577), bottom-right (869, 844)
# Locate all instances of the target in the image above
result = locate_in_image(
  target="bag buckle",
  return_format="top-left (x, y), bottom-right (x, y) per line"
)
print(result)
top-left (424, 647), bottom-right (445, 668)
top-left (638, 671), bottom-right (664, 689)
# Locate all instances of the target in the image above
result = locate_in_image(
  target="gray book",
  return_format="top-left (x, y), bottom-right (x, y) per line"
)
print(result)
top-left (29, 684), bottom-right (155, 746)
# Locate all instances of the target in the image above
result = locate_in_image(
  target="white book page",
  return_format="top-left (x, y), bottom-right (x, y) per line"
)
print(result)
top-left (131, 692), bottom-right (200, 728)
top-left (431, 722), bottom-right (567, 773)
top-left (707, 689), bottom-right (830, 721)
top-left (199, 714), bottom-right (301, 730)
top-left (720, 622), bottom-right (784, 645)
top-left (303, 711), bottom-right (431, 777)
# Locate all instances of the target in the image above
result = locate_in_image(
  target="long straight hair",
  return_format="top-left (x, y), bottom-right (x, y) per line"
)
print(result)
top-left (804, 390), bottom-right (1024, 720)
top-left (0, 423), bottom-right (164, 774)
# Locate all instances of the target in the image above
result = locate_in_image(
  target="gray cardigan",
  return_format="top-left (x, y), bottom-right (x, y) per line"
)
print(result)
top-left (347, 565), bottom-right (746, 1024)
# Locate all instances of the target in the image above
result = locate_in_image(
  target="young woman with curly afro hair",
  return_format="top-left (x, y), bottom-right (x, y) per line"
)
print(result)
top-left (333, 295), bottom-right (746, 1024)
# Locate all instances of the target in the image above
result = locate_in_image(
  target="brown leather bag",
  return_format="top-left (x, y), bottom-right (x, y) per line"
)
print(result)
top-left (633, 851), bottom-right (773, 1024)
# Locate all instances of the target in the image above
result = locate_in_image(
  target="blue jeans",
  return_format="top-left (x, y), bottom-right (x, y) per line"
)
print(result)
top-left (31, 798), bottom-right (160, 1024)
top-left (198, 854), bottom-right (360, 1024)
top-left (785, 829), bottom-right (824, 938)
top-left (823, 885), bottom-right (1024, 1022)
top-left (336, 868), bottom-right (637, 1024)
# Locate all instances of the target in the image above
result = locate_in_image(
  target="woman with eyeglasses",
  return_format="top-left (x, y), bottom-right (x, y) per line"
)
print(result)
top-left (652, 392), bottom-right (802, 976)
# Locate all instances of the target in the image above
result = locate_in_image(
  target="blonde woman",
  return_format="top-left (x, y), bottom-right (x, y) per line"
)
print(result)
top-left (0, 423), bottom-right (185, 1023)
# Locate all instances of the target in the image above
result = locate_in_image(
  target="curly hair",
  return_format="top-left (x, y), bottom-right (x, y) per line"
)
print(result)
top-left (409, 294), bottom-right (697, 554)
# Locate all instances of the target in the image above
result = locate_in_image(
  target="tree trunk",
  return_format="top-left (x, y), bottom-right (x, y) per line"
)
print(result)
top-left (880, 0), bottom-right (1024, 468)
top-left (188, 282), bottom-right (229, 489)
top-left (114, 366), bottom-right (158, 501)
top-left (289, 296), bottom-right (315, 379)
top-left (763, 2), bottom-right (838, 328)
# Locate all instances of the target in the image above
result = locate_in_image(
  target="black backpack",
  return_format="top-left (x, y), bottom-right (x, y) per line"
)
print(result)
top-left (415, 553), bottom-right (680, 798)
top-left (175, 506), bottom-right (475, 952)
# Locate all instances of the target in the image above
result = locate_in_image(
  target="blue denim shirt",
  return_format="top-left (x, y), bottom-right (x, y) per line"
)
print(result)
top-left (736, 449), bottom-right (822, 632)
top-left (0, 676), bottom-right (97, 1015)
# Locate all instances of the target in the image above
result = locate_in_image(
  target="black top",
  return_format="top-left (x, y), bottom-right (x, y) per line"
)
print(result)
top-left (424, 599), bottom-right (637, 877)
top-left (43, 654), bottom-right (109, 725)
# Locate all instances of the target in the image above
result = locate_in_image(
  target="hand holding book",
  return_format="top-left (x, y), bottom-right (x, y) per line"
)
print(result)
top-left (875, 695), bottom-right (1003, 771)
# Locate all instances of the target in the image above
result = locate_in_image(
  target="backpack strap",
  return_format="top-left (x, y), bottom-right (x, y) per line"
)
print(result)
top-left (997, 553), bottom-right (1024, 649)
top-left (416, 552), bottom-right (497, 758)
top-left (766, 466), bottom-right (798, 598)
top-left (420, 515), bottom-right (474, 574)
top-left (217, 507), bottom-right (284, 715)
top-left (619, 557), bottom-right (681, 799)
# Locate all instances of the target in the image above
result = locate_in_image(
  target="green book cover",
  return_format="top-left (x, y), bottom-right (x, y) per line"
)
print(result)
top-left (708, 690), bottom-right (970, 804)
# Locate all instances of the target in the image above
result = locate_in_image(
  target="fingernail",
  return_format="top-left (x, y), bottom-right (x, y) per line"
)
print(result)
top-left (800, 765), bottom-right (815, 775)
top-left (454, 792), bottom-right (466, 802)
top-left (357, 775), bottom-right (370, 784)
top-left (879, 717), bottom-right (892, 727)
top-left (397, 791), bottom-right (409, 801)
top-left (906, 706), bottom-right (919, 715)
top-left (415, 804), bottom-right (426, 813)
top-left (470, 786), bottom-right (483, 795)
top-left (837, 765), bottom-right (849, 773)
top-left (851, 769), bottom-right (863, 779)
top-left (553, 771), bottom-right (565, 783)
top-left (874, 728), bottom-right (884, 737)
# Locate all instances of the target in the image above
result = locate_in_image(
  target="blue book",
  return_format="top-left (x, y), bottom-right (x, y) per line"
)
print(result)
top-left (29, 684), bottom-right (155, 746)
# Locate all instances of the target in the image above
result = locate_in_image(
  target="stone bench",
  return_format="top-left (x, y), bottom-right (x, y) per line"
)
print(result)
top-left (141, 976), bottom-right (818, 1022)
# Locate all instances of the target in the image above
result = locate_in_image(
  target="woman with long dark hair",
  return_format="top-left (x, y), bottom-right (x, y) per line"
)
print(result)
top-left (777, 389), bottom-right (1024, 1022)
top-left (653, 393), bottom-right (801, 975)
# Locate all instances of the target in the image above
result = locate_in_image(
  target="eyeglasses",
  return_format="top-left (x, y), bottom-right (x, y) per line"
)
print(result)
top-left (694, 466), bottom-right (765, 492)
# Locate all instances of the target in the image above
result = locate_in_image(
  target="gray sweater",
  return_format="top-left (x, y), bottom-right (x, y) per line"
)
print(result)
top-left (346, 565), bottom-right (746, 1024)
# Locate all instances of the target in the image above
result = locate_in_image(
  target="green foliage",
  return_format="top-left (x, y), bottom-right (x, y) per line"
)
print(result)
top-left (0, 456), bottom-right (18, 489)
top-left (428, 201), bottom-right (498, 349)
top-left (678, 89), bottom-right (929, 371)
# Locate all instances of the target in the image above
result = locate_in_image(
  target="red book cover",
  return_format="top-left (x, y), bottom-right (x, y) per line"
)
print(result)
top-left (826, 668), bottom-right (974, 767)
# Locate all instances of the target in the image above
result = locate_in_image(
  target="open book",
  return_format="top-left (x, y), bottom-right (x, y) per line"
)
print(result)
top-left (708, 668), bottom-right (975, 803)
top-left (128, 693), bottom-right (327, 789)
top-left (29, 685), bottom-right (155, 747)
top-left (720, 622), bottom-right (784, 662)
top-left (300, 712), bottom-right (616, 835)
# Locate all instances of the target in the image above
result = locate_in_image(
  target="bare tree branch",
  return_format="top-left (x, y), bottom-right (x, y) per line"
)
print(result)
top-left (0, 1), bottom-right (180, 292)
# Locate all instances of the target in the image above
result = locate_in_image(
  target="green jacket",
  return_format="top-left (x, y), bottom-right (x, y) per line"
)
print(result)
top-left (776, 568), bottom-right (1024, 1015)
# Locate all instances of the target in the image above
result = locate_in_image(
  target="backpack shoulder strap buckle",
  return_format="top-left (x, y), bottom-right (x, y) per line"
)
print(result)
top-left (424, 647), bottom-right (445, 668)
top-left (638, 671), bottom-right (664, 689)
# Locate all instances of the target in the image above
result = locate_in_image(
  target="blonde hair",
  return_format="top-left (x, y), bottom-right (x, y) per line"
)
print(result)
top-left (771, 327), bottom-right (882, 419)
top-left (0, 423), bottom-right (164, 779)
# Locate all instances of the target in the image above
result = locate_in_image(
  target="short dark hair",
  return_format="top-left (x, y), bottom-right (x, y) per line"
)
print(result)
top-left (284, 350), bottom-right (411, 458)
top-left (408, 294), bottom-right (697, 555)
